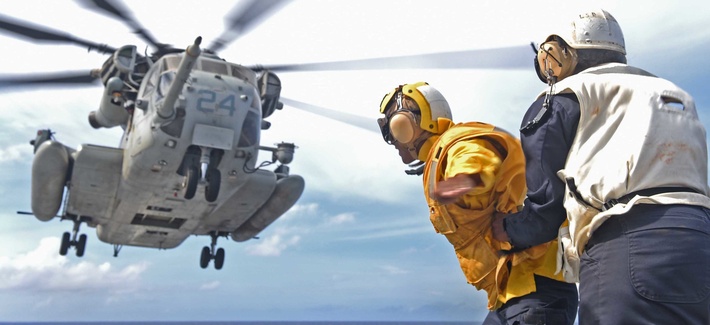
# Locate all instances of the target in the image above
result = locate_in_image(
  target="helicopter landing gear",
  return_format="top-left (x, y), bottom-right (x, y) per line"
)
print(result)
top-left (200, 232), bottom-right (226, 270)
top-left (204, 168), bottom-right (221, 202)
top-left (113, 244), bottom-right (123, 257)
top-left (180, 146), bottom-right (222, 201)
top-left (59, 216), bottom-right (89, 257)
top-left (199, 147), bottom-right (221, 202)
top-left (183, 165), bottom-right (199, 200)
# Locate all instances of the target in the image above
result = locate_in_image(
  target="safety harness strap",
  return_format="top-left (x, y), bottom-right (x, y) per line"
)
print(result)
top-left (602, 187), bottom-right (699, 211)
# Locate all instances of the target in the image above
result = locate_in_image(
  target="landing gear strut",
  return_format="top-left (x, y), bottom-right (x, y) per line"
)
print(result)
top-left (59, 216), bottom-right (89, 257)
top-left (113, 244), bottom-right (123, 257)
top-left (200, 231), bottom-right (226, 270)
top-left (181, 146), bottom-right (222, 202)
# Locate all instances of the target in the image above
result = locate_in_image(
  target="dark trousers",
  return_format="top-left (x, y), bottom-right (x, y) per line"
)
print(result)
top-left (483, 275), bottom-right (579, 325)
top-left (579, 204), bottom-right (710, 325)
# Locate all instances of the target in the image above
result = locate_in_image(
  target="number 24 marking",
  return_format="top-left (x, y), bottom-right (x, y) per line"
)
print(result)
top-left (196, 89), bottom-right (237, 116)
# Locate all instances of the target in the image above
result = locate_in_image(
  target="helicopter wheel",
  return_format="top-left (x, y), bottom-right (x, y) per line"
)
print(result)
top-left (76, 234), bottom-right (87, 257)
top-left (214, 248), bottom-right (225, 270)
top-left (59, 232), bottom-right (71, 256)
top-left (184, 166), bottom-right (200, 200)
top-left (199, 246), bottom-right (211, 269)
top-left (205, 168), bottom-right (221, 202)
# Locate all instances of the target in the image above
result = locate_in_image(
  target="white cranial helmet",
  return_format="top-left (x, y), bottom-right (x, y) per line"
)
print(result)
top-left (552, 9), bottom-right (626, 55)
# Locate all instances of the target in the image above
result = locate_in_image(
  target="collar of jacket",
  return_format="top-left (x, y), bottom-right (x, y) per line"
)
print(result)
top-left (417, 118), bottom-right (455, 162)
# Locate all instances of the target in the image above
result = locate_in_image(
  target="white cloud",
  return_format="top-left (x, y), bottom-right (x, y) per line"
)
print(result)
top-left (326, 212), bottom-right (356, 226)
top-left (199, 281), bottom-right (221, 290)
top-left (380, 265), bottom-right (409, 275)
top-left (0, 143), bottom-right (29, 163)
top-left (281, 202), bottom-right (319, 220)
top-left (245, 230), bottom-right (301, 257)
top-left (0, 237), bottom-right (147, 292)
top-left (338, 226), bottom-right (432, 241)
top-left (0, 0), bottom-right (708, 322)
top-left (328, 211), bottom-right (433, 241)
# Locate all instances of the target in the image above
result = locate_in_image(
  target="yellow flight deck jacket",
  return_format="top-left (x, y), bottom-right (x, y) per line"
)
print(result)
top-left (420, 119), bottom-right (563, 310)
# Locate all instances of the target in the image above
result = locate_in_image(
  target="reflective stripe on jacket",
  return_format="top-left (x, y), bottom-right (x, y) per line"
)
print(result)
top-left (422, 119), bottom-right (564, 310)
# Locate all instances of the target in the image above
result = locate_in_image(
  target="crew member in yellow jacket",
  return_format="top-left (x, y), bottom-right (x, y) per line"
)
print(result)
top-left (377, 82), bottom-right (578, 324)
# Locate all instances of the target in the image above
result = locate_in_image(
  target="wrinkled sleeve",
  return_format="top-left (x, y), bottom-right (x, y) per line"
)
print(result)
top-left (444, 139), bottom-right (502, 196)
top-left (504, 93), bottom-right (580, 249)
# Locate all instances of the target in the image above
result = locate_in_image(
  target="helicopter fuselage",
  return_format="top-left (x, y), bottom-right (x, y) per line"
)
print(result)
top-left (31, 47), bottom-right (304, 253)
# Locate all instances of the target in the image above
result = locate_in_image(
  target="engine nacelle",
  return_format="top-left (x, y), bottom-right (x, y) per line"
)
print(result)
top-left (257, 71), bottom-right (283, 119)
top-left (31, 140), bottom-right (72, 221)
top-left (88, 76), bottom-right (128, 129)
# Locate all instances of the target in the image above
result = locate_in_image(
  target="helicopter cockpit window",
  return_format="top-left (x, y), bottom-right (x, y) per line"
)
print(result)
top-left (231, 64), bottom-right (257, 86)
top-left (200, 59), bottom-right (229, 75)
top-left (141, 74), bottom-right (156, 98)
top-left (157, 71), bottom-right (176, 99)
top-left (238, 111), bottom-right (260, 147)
top-left (164, 55), bottom-right (181, 71)
top-left (138, 59), bottom-right (164, 99)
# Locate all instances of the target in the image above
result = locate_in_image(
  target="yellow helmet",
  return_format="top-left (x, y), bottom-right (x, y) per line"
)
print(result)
top-left (377, 82), bottom-right (452, 144)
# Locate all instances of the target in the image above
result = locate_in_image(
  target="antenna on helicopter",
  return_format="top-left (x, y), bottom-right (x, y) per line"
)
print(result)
top-left (29, 129), bottom-right (55, 153)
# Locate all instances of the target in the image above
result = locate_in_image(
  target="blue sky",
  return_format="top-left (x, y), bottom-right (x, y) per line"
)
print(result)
top-left (0, 0), bottom-right (709, 322)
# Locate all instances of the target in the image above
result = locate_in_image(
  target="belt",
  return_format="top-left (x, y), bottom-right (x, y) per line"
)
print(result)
top-left (601, 187), bottom-right (698, 211)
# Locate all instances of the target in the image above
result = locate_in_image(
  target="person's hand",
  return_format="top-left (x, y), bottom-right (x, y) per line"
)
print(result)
top-left (431, 173), bottom-right (480, 204)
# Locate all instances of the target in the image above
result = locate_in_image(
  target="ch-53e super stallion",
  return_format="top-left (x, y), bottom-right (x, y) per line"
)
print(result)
top-left (1, 0), bottom-right (534, 270)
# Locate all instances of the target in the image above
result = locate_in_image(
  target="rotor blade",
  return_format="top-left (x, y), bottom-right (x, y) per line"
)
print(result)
top-left (0, 71), bottom-right (100, 88)
top-left (77, 0), bottom-right (169, 52)
top-left (280, 97), bottom-right (379, 133)
top-left (254, 45), bottom-right (533, 72)
top-left (208, 0), bottom-right (292, 53)
top-left (0, 14), bottom-right (115, 54)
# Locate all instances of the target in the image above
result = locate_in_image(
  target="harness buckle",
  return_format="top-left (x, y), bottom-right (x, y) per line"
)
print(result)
top-left (602, 198), bottom-right (619, 211)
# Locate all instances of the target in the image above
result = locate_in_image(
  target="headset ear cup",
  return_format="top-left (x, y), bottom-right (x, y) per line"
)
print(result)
top-left (538, 42), bottom-right (578, 82)
top-left (389, 111), bottom-right (419, 144)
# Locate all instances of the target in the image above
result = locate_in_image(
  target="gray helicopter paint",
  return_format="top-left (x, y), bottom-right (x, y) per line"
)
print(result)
top-left (31, 39), bottom-right (303, 252)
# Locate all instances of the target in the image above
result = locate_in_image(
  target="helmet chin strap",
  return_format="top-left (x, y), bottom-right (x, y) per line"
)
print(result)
top-left (522, 47), bottom-right (561, 133)
top-left (402, 131), bottom-right (430, 175)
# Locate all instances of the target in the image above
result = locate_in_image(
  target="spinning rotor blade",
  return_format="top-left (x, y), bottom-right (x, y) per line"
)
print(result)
top-left (0, 70), bottom-right (99, 88)
top-left (77, 0), bottom-right (169, 53)
top-left (281, 97), bottom-right (379, 133)
top-left (0, 14), bottom-right (116, 54)
top-left (208, 0), bottom-right (292, 53)
top-left (254, 45), bottom-right (533, 72)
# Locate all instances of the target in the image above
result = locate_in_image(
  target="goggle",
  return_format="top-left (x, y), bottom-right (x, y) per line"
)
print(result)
top-left (376, 116), bottom-right (394, 145)
top-left (377, 92), bottom-right (410, 145)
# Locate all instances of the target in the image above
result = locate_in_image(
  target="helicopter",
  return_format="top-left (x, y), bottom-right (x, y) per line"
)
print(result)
top-left (0, 0), bottom-right (534, 270)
